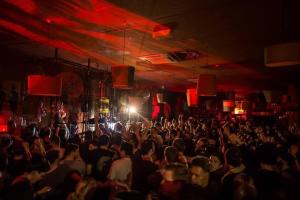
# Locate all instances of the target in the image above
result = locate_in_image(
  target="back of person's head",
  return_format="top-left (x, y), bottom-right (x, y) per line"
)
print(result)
top-left (233, 174), bottom-right (257, 200)
top-left (164, 146), bottom-right (179, 163)
top-left (51, 135), bottom-right (61, 147)
top-left (172, 138), bottom-right (185, 153)
top-left (20, 127), bottom-right (33, 142)
top-left (164, 163), bottom-right (189, 182)
top-left (151, 127), bottom-right (158, 134)
top-left (46, 149), bottom-right (60, 165)
top-left (11, 140), bottom-right (25, 157)
top-left (84, 131), bottom-right (93, 143)
top-left (120, 142), bottom-right (133, 156)
top-left (197, 137), bottom-right (209, 148)
top-left (39, 128), bottom-right (50, 139)
top-left (68, 135), bottom-right (81, 146)
top-left (0, 135), bottom-right (13, 150)
top-left (91, 136), bottom-right (100, 146)
top-left (141, 140), bottom-right (154, 156)
top-left (154, 122), bottom-right (161, 128)
top-left (26, 153), bottom-right (49, 173)
top-left (115, 122), bottom-right (123, 133)
top-left (257, 143), bottom-right (278, 165)
top-left (226, 147), bottom-right (242, 167)
top-left (111, 134), bottom-right (122, 146)
top-left (211, 151), bottom-right (224, 164)
top-left (98, 134), bottom-right (110, 147)
top-left (63, 143), bottom-right (79, 159)
top-left (191, 156), bottom-right (210, 173)
top-left (278, 148), bottom-right (295, 168)
top-left (62, 170), bottom-right (82, 197)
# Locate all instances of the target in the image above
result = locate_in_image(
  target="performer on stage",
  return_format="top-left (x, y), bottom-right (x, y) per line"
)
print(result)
top-left (54, 101), bottom-right (69, 139)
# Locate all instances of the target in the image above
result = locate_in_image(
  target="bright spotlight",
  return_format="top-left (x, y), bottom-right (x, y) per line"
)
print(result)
top-left (128, 106), bottom-right (137, 113)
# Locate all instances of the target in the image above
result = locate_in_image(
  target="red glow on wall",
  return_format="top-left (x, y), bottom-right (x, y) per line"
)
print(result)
top-left (186, 88), bottom-right (198, 107)
top-left (0, 115), bottom-right (8, 133)
top-left (27, 75), bottom-right (62, 96)
top-left (0, 125), bottom-right (8, 133)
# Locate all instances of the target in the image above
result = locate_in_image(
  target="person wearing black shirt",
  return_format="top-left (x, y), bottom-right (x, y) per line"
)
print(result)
top-left (87, 135), bottom-right (114, 182)
top-left (5, 155), bottom-right (51, 200)
top-left (131, 140), bottom-right (158, 199)
top-left (254, 143), bottom-right (282, 200)
top-left (184, 156), bottom-right (219, 200)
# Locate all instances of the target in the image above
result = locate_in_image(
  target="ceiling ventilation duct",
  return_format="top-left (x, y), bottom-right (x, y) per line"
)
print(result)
top-left (264, 42), bottom-right (300, 67)
top-left (138, 50), bottom-right (202, 64)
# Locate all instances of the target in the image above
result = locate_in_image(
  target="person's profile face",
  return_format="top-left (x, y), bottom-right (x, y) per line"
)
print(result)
top-left (190, 166), bottom-right (207, 186)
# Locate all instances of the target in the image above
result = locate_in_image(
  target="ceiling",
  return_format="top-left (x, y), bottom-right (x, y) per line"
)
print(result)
top-left (0, 0), bottom-right (300, 92)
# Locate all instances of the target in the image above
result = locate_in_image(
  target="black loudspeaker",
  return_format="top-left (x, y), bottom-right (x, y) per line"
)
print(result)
top-left (111, 66), bottom-right (135, 89)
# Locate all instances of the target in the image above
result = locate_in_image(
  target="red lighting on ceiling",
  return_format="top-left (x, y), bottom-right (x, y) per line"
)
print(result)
top-left (223, 100), bottom-right (234, 107)
top-left (7, 0), bottom-right (37, 14)
top-left (0, 0), bottom-right (165, 63)
top-left (152, 25), bottom-right (171, 38)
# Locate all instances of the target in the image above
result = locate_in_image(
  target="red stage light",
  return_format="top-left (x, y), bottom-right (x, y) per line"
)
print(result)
top-left (0, 114), bottom-right (8, 133)
top-left (223, 100), bottom-right (234, 112)
top-left (46, 18), bottom-right (52, 24)
top-left (0, 125), bottom-right (8, 133)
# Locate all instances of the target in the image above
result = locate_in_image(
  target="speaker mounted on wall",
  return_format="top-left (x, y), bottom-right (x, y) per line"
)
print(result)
top-left (111, 65), bottom-right (135, 89)
top-left (197, 74), bottom-right (216, 96)
top-left (27, 75), bottom-right (62, 96)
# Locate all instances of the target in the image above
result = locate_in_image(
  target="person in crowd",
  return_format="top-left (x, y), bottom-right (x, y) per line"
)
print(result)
top-left (0, 112), bottom-right (300, 199)
top-left (233, 173), bottom-right (257, 200)
top-left (67, 177), bottom-right (97, 200)
top-left (131, 140), bottom-right (158, 198)
top-left (184, 156), bottom-right (219, 200)
top-left (173, 138), bottom-right (188, 167)
top-left (108, 142), bottom-right (133, 192)
top-left (254, 143), bottom-right (283, 200)
top-left (87, 135), bottom-right (114, 182)
top-left (5, 154), bottom-right (51, 200)
top-left (159, 163), bottom-right (188, 200)
top-left (163, 146), bottom-right (179, 166)
top-left (221, 147), bottom-right (246, 199)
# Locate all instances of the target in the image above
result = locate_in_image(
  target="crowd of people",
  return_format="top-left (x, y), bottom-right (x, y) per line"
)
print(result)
top-left (0, 114), bottom-right (300, 200)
